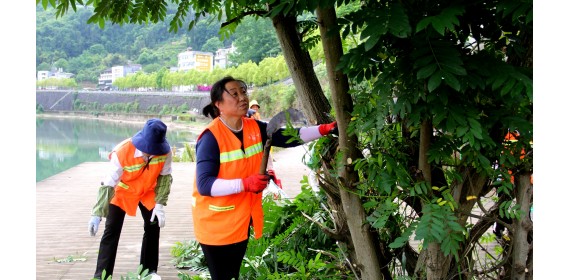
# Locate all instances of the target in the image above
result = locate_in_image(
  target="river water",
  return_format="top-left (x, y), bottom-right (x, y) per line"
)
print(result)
top-left (36, 116), bottom-right (198, 182)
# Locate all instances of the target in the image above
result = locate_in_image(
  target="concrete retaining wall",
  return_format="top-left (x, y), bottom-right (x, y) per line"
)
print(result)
top-left (36, 90), bottom-right (211, 113)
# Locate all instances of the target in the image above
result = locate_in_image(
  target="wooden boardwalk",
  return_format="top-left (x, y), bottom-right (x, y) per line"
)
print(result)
top-left (36, 146), bottom-right (311, 280)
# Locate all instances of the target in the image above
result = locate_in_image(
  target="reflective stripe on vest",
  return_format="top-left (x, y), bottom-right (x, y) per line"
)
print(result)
top-left (209, 205), bottom-right (236, 211)
top-left (219, 142), bottom-right (263, 163)
top-left (192, 117), bottom-right (264, 245)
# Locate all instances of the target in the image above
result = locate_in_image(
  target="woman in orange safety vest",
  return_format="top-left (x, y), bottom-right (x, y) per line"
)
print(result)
top-left (88, 119), bottom-right (173, 280)
top-left (494, 130), bottom-right (533, 239)
top-left (193, 76), bottom-right (337, 280)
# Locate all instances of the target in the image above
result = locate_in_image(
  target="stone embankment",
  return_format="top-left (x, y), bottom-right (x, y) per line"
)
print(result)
top-left (36, 90), bottom-right (211, 113)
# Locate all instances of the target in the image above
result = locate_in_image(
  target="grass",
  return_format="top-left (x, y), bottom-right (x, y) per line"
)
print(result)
top-left (53, 252), bottom-right (88, 263)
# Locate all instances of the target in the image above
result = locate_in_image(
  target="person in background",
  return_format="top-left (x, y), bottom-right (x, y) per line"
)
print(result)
top-left (246, 99), bottom-right (262, 120)
top-left (493, 129), bottom-right (533, 239)
top-left (193, 76), bottom-right (337, 280)
top-left (88, 118), bottom-right (173, 280)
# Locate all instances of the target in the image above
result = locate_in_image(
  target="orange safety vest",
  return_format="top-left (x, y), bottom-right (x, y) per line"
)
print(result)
top-left (192, 117), bottom-right (264, 245)
top-left (110, 139), bottom-right (168, 216)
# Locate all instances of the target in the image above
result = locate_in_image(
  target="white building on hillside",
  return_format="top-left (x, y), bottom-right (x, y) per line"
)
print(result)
top-left (37, 68), bottom-right (75, 80)
top-left (177, 48), bottom-right (214, 72)
top-left (214, 44), bottom-right (236, 69)
top-left (98, 64), bottom-right (142, 90)
top-left (112, 64), bottom-right (142, 80)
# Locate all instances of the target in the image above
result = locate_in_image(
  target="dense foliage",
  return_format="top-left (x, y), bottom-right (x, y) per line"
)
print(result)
top-left (322, 0), bottom-right (532, 278)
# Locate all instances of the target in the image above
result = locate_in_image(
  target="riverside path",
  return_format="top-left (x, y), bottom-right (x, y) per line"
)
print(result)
top-left (36, 145), bottom-right (312, 279)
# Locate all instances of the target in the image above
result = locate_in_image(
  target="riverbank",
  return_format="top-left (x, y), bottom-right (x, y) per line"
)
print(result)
top-left (37, 111), bottom-right (210, 133)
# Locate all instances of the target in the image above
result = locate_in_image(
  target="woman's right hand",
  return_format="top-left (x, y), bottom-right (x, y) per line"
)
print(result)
top-left (242, 174), bottom-right (270, 193)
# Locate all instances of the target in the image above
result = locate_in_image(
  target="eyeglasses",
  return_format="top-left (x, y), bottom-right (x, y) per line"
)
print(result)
top-left (224, 87), bottom-right (248, 99)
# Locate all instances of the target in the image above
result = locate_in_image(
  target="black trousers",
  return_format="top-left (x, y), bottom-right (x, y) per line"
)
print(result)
top-left (200, 238), bottom-right (249, 280)
top-left (94, 202), bottom-right (160, 279)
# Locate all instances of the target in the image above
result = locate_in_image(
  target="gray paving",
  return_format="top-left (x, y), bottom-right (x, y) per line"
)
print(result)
top-left (36, 146), bottom-right (310, 279)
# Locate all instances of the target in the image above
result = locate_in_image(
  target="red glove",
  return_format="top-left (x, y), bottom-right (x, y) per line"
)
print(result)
top-left (243, 174), bottom-right (270, 193)
top-left (267, 170), bottom-right (276, 181)
top-left (267, 170), bottom-right (283, 189)
top-left (318, 121), bottom-right (337, 135)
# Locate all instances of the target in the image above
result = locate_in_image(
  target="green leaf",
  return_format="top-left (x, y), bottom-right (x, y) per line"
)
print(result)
top-left (365, 34), bottom-right (380, 51)
top-left (491, 74), bottom-right (508, 90)
top-left (415, 183), bottom-right (422, 195)
top-left (477, 153), bottom-right (490, 168)
top-left (389, 236), bottom-right (408, 248)
top-left (500, 79), bottom-right (516, 95)
top-left (416, 17), bottom-right (431, 33)
top-left (468, 118), bottom-right (483, 139)
top-left (269, 2), bottom-right (287, 17)
top-left (526, 9), bottom-right (533, 24)
top-left (388, 3), bottom-right (412, 38)
top-left (428, 70), bottom-right (443, 92)
top-left (433, 110), bottom-right (446, 126)
top-left (457, 126), bottom-right (468, 137)
top-left (441, 6), bottom-right (464, 25)
top-left (98, 17), bottom-right (105, 29)
top-left (417, 64), bottom-right (438, 79)
top-left (449, 108), bottom-right (467, 126)
top-left (283, 2), bottom-right (294, 15)
top-left (442, 71), bottom-right (460, 91)
top-left (441, 63), bottom-right (467, 76)
top-left (431, 17), bottom-right (446, 36)
top-left (414, 54), bottom-right (436, 68)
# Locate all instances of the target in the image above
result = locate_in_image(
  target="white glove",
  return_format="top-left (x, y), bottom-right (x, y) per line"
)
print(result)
top-left (150, 204), bottom-right (165, 228)
top-left (88, 216), bottom-right (102, 236)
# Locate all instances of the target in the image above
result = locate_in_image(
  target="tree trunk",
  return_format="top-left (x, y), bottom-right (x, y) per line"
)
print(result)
top-left (419, 120), bottom-right (432, 184)
top-left (271, 9), bottom-right (362, 277)
top-left (316, 6), bottom-right (384, 280)
top-left (271, 14), bottom-right (331, 125)
top-left (511, 173), bottom-right (532, 279)
top-left (417, 120), bottom-right (451, 279)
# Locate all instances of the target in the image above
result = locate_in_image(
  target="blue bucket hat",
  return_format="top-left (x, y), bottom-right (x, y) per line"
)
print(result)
top-left (131, 118), bottom-right (171, 155)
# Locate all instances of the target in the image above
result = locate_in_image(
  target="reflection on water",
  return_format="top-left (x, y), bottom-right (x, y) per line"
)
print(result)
top-left (36, 117), bottom-right (198, 182)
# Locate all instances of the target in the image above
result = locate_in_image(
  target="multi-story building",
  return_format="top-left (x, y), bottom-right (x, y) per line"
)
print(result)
top-left (98, 69), bottom-right (113, 90)
top-left (214, 44), bottom-right (236, 69)
top-left (98, 64), bottom-right (142, 90)
top-left (37, 71), bottom-right (50, 80)
top-left (177, 48), bottom-right (214, 72)
top-left (37, 68), bottom-right (75, 81)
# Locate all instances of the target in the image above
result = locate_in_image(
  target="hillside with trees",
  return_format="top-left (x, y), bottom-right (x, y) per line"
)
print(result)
top-left (36, 5), bottom-right (282, 84)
